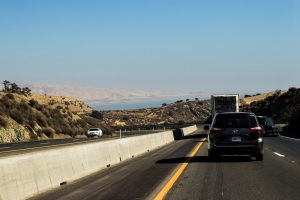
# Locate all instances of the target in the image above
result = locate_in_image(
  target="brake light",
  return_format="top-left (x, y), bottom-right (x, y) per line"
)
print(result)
top-left (248, 126), bottom-right (264, 136)
top-left (209, 128), bottom-right (224, 137)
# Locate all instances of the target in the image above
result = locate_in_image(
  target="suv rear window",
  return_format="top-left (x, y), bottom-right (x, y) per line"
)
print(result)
top-left (214, 114), bottom-right (257, 128)
top-left (89, 128), bottom-right (99, 131)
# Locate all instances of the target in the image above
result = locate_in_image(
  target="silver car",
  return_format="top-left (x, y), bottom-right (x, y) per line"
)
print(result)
top-left (87, 128), bottom-right (103, 138)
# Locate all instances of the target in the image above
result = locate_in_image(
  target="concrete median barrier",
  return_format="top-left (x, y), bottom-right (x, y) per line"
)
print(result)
top-left (0, 131), bottom-right (174, 200)
top-left (181, 125), bottom-right (197, 136)
top-left (0, 125), bottom-right (196, 200)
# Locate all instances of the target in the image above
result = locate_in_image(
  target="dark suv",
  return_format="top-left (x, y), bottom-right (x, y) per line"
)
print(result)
top-left (257, 116), bottom-right (280, 136)
top-left (205, 112), bottom-right (264, 161)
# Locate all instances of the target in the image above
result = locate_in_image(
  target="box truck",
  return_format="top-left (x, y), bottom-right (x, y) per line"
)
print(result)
top-left (211, 94), bottom-right (239, 116)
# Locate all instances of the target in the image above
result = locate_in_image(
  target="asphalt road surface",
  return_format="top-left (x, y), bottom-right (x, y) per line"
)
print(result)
top-left (0, 131), bottom-right (158, 156)
top-left (0, 137), bottom-right (111, 156)
top-left (32, 132), bottom-right (300, 200)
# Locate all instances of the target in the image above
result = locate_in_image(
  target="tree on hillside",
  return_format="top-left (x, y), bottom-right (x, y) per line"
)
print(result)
top-left (10, 83), bottom-right (21, 93)
top-left (2, 80), bottom-right (11, 92)
top-left (21, 87), bottom-right (31, 96)
top-left (2, 80), bottom-right (31, 96)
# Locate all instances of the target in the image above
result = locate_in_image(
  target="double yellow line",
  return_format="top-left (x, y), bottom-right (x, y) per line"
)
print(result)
top-left (154, 138), bottom-right (205, 200)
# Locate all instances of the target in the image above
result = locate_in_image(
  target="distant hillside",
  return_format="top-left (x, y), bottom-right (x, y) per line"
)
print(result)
top-left (241, 88), bottom-right (300, 138)
top-left (241, 91), bottom-right (286, 105)
top-left (100, 99), bottom-right (211, 128)
top-left (25, 83), bottom-right (198, 107)
top-left (0, 91), bottom-right (110, 143)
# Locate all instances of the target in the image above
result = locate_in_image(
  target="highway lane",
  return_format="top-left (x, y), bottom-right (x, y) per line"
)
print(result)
top-left (31, 132), bottom-right (300, 200)
top-left (0, 131), bottom-right (162, 155)
top-left (165, 136), bottom-right (300, 200)
top-left (0, 136), bottom-right (116, 156)
top-left (31, 131), bottom-right (205, 200)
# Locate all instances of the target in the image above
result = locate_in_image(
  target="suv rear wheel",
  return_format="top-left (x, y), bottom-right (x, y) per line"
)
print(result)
top-left (256, 152), bottom-right (263, 161)
top-left (208, 150), bottom-right (218, 160)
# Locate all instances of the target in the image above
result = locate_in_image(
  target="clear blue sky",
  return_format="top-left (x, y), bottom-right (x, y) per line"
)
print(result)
top-left (0, 0), bottom-right (299, 94)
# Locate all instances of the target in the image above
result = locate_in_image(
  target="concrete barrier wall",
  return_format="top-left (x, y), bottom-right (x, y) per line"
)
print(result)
top-left (181, 125), bottom-right (197, 136)
top-left (0, 131), bottom-right (174, 200)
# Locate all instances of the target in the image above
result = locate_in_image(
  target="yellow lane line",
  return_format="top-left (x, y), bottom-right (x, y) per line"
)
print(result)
top-left (154, 138), bottom-right (205, 200)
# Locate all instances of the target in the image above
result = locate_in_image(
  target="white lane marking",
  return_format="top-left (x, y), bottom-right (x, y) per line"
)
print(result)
top-left (279, 135), bottom-right (300, 141)
top-left (0, 147), bottom-right (11, 150)
top-left (72, 139), bottom-right (80, 141)
top-left (274, 152), bottom-right (285, 157)
top-left (40, 142), bottom-right (50, 145)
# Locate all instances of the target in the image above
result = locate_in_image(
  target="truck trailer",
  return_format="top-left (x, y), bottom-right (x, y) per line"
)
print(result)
top-left (211, 94), bottom-right (239, 116)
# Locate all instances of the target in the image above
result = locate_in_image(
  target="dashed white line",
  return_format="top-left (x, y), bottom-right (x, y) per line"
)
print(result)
top-left (274, 152), bottom-right (285, 157)
top-left (40, 142), bottom-right (50, 145)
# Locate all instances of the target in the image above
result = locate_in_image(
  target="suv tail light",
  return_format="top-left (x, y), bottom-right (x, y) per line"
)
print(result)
top-left (209, 128), bottom-right (224, 138)
top-left (248, 126), bottom-right (264, 136)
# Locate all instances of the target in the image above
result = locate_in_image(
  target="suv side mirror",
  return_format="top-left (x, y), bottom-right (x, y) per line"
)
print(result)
top-left (204, 125), bottom-right (210, 131)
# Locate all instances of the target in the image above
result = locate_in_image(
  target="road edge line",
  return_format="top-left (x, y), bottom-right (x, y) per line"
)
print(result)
top-left (279, 134), bottom-right (300, 141)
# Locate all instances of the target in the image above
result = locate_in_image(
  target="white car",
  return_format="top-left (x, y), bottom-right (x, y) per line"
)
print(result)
top-left (87, 128), bottom-right (103, 138)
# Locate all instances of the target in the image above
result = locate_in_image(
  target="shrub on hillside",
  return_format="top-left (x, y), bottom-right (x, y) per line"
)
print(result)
top-left (9, 109), bottom-right (25, 124)
top-left (36, 113), bottom-right (48, 127)
top-left (0, 116), bottom-right (7, 128)
top-left (122, 116), bottom-right (129, 121)
top-left (90, 110), bottom-right (103, 120)
top-left (29, 99), bottom-right (39, 108)
top-left (76, 119), bottom-right (87, 128)
top-left (5, 93), bottom-right (14, 99)
top-left (42, 127), bottom-right (54, 138)
top-left (0, 95), bottom-right (14, 108)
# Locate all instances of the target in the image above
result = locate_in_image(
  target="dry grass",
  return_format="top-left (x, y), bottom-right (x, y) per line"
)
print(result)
top-left (242, 91), bottom-right (286, 105)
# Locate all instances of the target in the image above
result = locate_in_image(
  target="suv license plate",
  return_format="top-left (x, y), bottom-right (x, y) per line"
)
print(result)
top-left (232, 136), bottom-right (241, 142)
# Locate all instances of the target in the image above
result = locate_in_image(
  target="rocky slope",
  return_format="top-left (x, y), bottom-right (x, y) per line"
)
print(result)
top-left (0, 92), bottom-right (109, 143)
top-left (100, 99), bottom-right (211, 128)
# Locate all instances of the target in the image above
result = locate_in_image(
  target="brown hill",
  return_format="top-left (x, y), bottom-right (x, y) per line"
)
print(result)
top-left (0, 92), bottom-right (109, 143)
top-left (241, 91), bottom-right (286, 105)
top-left (100, 99), bottom-right (211, 128)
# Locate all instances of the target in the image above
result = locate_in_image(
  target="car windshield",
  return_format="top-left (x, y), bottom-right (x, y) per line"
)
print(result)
top-left (214, 114), bottom-right (257, 128)
top-left (89, 128), bottom-right (99, 131)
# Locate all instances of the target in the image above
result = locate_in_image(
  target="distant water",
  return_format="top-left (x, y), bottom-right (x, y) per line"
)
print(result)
top-left (93, 99), bottom-right (177, 111)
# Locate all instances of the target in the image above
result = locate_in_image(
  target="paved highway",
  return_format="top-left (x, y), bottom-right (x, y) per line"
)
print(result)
top-left (31, 131), bottom-right (300, 200)
top-left (0, 137), bottom-right (111, 156)
top-left (0, 131), bottom-right (159, 156)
